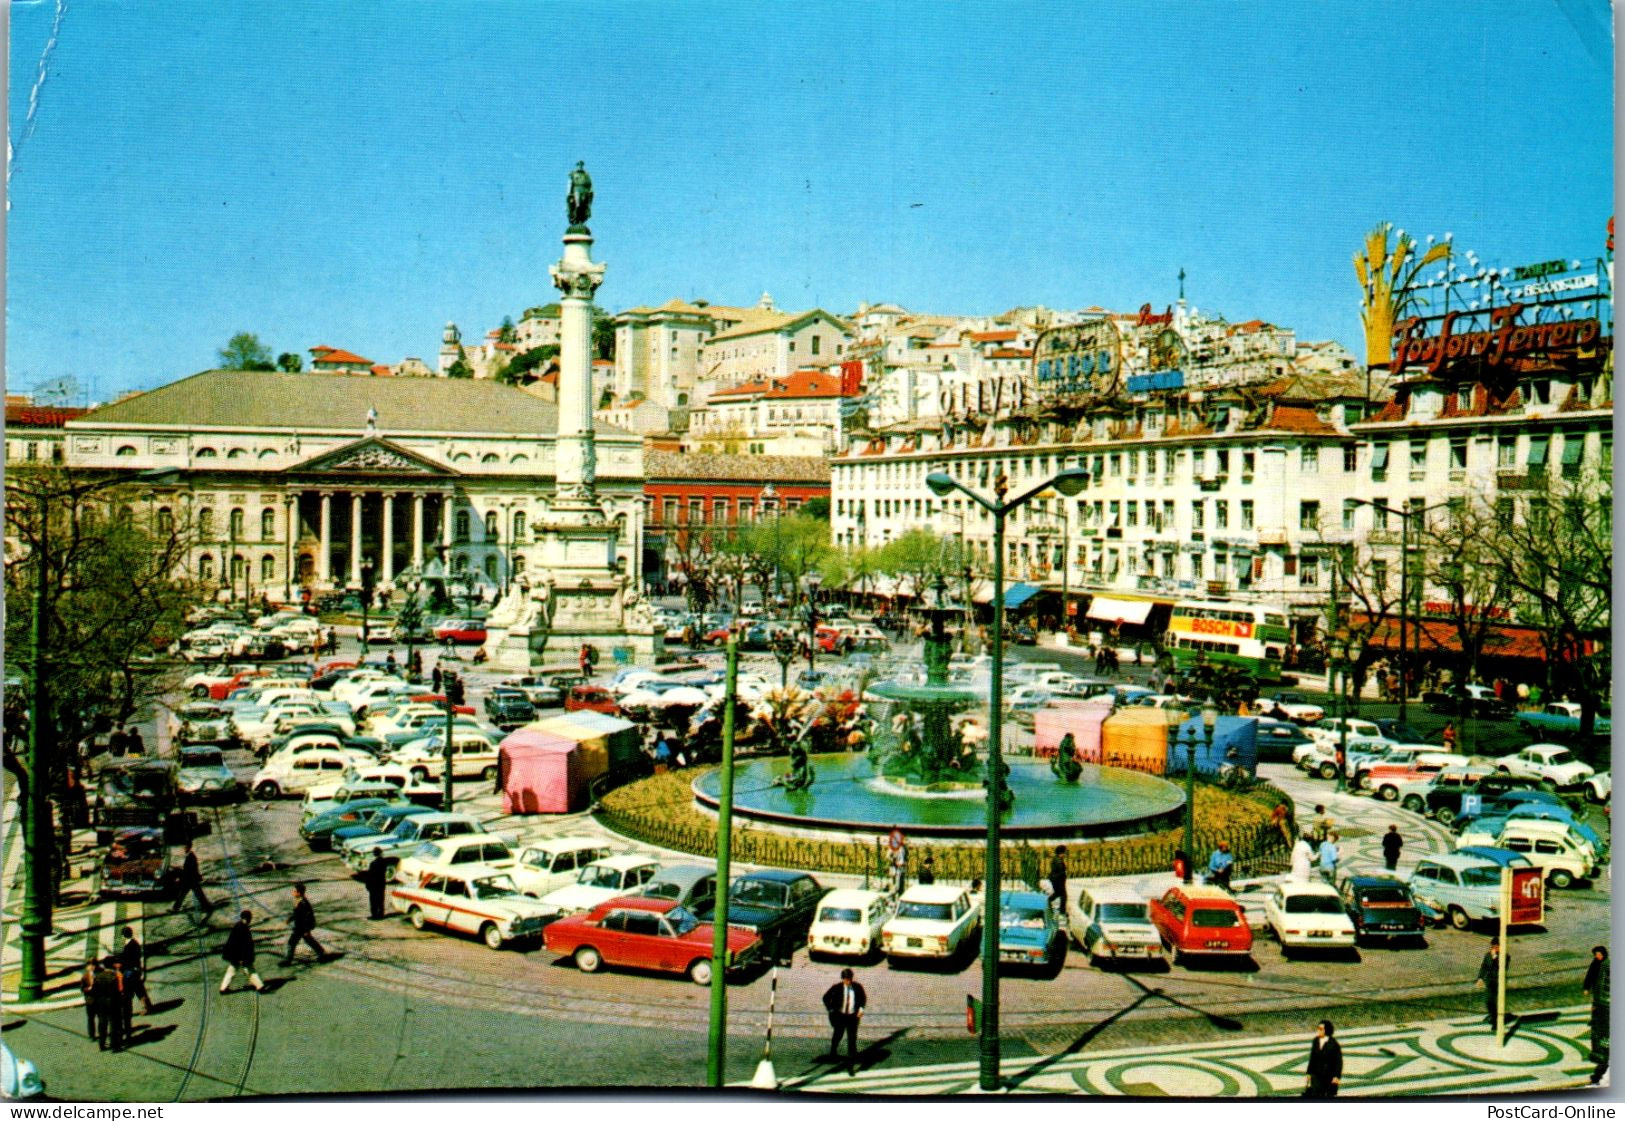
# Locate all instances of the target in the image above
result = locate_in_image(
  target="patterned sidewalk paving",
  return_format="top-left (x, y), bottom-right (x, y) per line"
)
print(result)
top-left (774, 1006), bottom-right (1601, 1097)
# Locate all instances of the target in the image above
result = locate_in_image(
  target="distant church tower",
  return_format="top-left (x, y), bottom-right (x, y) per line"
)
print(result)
top-left (438, 322), bottom-right (462, 377)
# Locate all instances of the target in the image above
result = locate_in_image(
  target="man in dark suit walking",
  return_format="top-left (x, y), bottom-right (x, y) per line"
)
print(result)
top-left (173, 841), bottom-right (211, 915)
top-left (821, 967), bottom-right (867, 1072)
top-left (282, 882), bottom-right (327, 964)
top-left (364, 849), bottom-right (391, 920)
top-left (1304, 1019), bottom-right (1343, 1098)
top-left (1478, 937), bottom-right (1502, 1023)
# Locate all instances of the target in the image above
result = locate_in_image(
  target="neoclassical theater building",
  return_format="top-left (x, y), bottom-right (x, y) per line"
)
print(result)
top-left (63, 369), bottom-right (646, 603)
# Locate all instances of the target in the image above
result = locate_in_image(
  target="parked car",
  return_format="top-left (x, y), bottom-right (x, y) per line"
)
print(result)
top-left (537, 854), bottom-right (662, 919)
top-left (1066, 885), bottom-right (1165, 967)
top-left (807, 888), bottom-right (893, 961)
top-left (332, 803), bottom-right (436, 860)
top-left (1361, 754), bottom-right (1468, 802)
top-left (98, 827), bottom-right (174, 899)
top-left (1337, 875), bottom-right (1426, 945)
top-left (1454, 819), bottom-right (1596, 888)
top-left (1424, 683), bottom-right (1513, 719)
top-left (389, 732), bottom-right (501, 784)
top-left (1262, 693), bottom-right (1325, 724)
top-left (1402, 769), bottom-right (1535, 822)
top-left (711, 869), bottom-right (827, 961)
top-left (500, 676), bottom-right (566, 708)
top-left (1, 1042), bottom-right (45, 1100)
top-left (484, 688), bottom-right (536, 731)
top-left (1515, 702), bottom-right (1612, 742)
top-left (340, 811), bottom-right (487, 876)
top-left (1495, 743), bottom-right (1596, 788)
top-left (432, 619), bottom-right (488, 645)
top-left (173, 703), bottom-right (240, 746)
top-left (391, 868), bottom-right (553, 950)
top-left (1305, 717), bottom-right (1385, 747)
top-left (636, 864), bottom-right (718, 917)
top-left (1148, 885), bottom-right (1254, 964)
top-left (394, 834), bottom-right (518, 886)
top-left (252, 749), bottom-right (357, 800)
top-left (509, 837), bottom-right (614, 898)
top-left (1407, 851), bottom-right (1533, 929)
top-left (565, 685), bottom-right (620, 715)
top-left (880, 884), bottom-right (981, 966)
top-left (1009, 623), bottom-right (1039, 646)
top-left (1253, 719), bottom-right (1315, 762)
top-left (300, 797), bottom-right (402, 850)
top-left (175, 746), bottom-right (241, 804)
top-left (543, 896), bottom-right (762, 986)
top-left (1261, 881), bottom-right (1358, 955)
top-left (995, 889), bottom-right (1066, 973)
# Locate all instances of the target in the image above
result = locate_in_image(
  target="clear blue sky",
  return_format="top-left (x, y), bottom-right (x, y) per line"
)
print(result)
top-left (6, 1), bottom-right (1614, 401)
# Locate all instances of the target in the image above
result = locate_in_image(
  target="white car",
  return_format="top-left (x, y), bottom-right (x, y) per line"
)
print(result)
top-left (367, 704), bottom-right (450, 737)
top-left (390, 867), bottom-right (553, 950)
top-left (347, 681), bottom-right (420, 715)
top-left (252, 748), bottom-right (365, 799)
top-left (395, 834), bottom-right (518, 885)
top-left (880, 885), bottom-right (980, 964)
top-left (1305, 718), bottom-right (1385, 747)
top-left (1262, 882), bottom-right (1358, 953)
top-left (184, 637), bottom-right (230, 662)
top-left (1495, 744), bottom-right (1596, 788)
top-left (389, 732), bottom-right (501, 783)
top-left (807, 888), bottom-right (893, 960)
top-left (300, 764), bottom-right (438, 814)
top-left (1067, 885), bottom-right (1165, 965)
top-left (536, 855), bottom-right (661, 918)
top-left (330, 673), bottom-right (407, 705)
top-left (1581, 771), bottom-right (1612, 804)
top-left (509, 837), bottom-right (614, 898)
top-left (1262, 693), bottom-right (1326, 724)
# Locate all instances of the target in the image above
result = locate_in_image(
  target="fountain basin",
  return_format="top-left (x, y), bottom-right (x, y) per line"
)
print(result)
top-left (692, 753), bottom-right (1186, 839)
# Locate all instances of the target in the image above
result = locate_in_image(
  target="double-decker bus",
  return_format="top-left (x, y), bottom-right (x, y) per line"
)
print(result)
top-left (1165, 600), bottom-right (1291, 683)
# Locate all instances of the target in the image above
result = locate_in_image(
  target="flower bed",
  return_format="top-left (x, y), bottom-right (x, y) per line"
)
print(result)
top-left (597, 765), bottom-right (1292, 881)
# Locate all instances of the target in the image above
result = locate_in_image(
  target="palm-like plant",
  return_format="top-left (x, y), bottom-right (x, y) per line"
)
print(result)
top-left (1354, 222), bottom-right (1451, 367)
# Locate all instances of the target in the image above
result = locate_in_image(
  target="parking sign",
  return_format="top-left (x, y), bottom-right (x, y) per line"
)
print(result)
top-left (1461, 793), bottom-right (1482, 819)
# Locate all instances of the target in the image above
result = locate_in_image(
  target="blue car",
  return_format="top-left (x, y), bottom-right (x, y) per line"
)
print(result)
top-left (332, 803), bottom-right (436, 855)
top-left (995, 890), bottom-right (1065, 975)
top-left (300, 797), bottom-right (401, 850)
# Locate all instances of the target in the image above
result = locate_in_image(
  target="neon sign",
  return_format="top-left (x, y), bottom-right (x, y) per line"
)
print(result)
top-left (1390, 304), bottom-right (1603, 376)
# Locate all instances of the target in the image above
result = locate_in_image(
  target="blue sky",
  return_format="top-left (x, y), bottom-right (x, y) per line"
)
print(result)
top-left (6, 1), bottom-right (1614, 401)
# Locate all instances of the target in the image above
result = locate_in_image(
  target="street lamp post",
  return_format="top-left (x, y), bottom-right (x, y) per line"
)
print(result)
top-left (1177, 703), bottom-right (1219, 883)
top-left (360, 557), bottom-right (376, 657)
top-left (762, 483), bottom-right (780, 606)
top-left (926, 463), bottom-right (1090, 1093)
top-left (1351, 499), bottom-right (1449, 725)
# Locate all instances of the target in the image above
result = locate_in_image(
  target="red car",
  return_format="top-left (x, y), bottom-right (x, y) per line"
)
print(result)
top-left (205, 669), bottom-right (271, 701)
top-left (433, 619), bottom-right (488, 645)
top-left (1148, 885), bottom-right (1254, 964)
top-left (565, 685), bottom-right (619, 715)
top-left (543, 895), bottom-right (762, 985)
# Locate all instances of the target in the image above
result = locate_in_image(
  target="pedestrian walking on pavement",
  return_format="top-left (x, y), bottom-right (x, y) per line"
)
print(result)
top-left (1304, 1019), bottom-right (1343, 1098)
top-left (1478, 937), bottom-right (1502, 1023)
top-left (1441, 722), bottom-right (1457, 751)
top-left (365, 849), bottom-right (391, 920)
top-left (282, 882), bottom-right (328, 964)
top-left (220, 910), bottom-right (266, 994)
top-left (118, 925), bottom-right (155, 1015)
top-left (432, 665), bottom-right (443, 693)
top-left (1585, 945), bottom-right (1610, 1084)
top-left (80, 959), bottom-right (99, 1042)
top-left (1048, 845), bottom-right (1068, 910)
top-left (90, 957), bottom-right (124, 1051)
top-left (173, 841), bottom-right (211, 915)
top-left (1317, 834), bottom-right (1340, 885)
top-left (821, 967), bottom-right (867, 1072)
top-left (1381, 825), bottom-right (1404, 872)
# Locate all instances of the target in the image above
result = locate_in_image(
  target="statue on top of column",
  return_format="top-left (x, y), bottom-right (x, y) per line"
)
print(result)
top-left (567, 161), bottom-right (593, 229)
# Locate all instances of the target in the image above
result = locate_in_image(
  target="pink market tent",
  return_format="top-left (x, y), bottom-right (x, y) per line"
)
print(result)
top-left (1033, 701), bottom-right (1113, 762)
top-left (529, 712), bottom-right (641, 784)
top-left (498, 728), bottom-right (583, 814)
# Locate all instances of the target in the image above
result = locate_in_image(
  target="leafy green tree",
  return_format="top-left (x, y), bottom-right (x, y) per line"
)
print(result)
top-left (218, 332), bottom-right (275, 371)
top-left (591, 309), bottom-right (616, 361)
top-left (499, 344), bottom-right (559, 386)
top-left (800, 496), bottom-right (830, 521)
top-left (276, 352), bottom-right (303, 372)
top-left (877, 528), bottom-right (948, 601)
top-left (742, 514), bottom-right (831, 604)
top-left (498, 316), bottom-right (517, 344)
top-left (446, 353), bottom-right (474, 379)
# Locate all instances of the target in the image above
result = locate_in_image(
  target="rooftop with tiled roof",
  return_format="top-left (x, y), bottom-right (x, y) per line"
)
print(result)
top-left (311, 348), bottom-right (373, 366)
top-left (644, 450), bottom-right (830, 482)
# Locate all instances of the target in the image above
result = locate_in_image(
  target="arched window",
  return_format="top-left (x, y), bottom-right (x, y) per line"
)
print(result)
top-left (227, 448), bottom-right (248, 460)
top-left (196, 447), bottom-right (217, 458)
top-left (454, 510), bottom-right (470, 542)
top-left (484, 511), bottom-right (498, 539)
top-left (115, 445), bottom-right (138, 457)
top-left (512, 511), bottom-right (526, 541)
top-left (258, 448), bottom-right (277, 459)
top-left (484, 555), bottom-right (498, 579)
top-left (229, 508), bottom-right (245, 539)
top-left (261, 554), bottom-right (276, 581)
top-left (198, 508), bottom-right (215, 539)
top-left (156, 506), bottom-right (174, 536)
top-left (261, 508), bottom-right (275, 540)
top-left (481, 453), bottom-right (500, 464)
top-left (198, 554), bottom-right (214, 581)
top-left (115, 504), bottom-right (134, 524)
top-left (452, 554), bottom-right (468, 573)
top-left (231, 554), bottom-right (246, 583)
top-left (509, 454), bottom-right (529, 464)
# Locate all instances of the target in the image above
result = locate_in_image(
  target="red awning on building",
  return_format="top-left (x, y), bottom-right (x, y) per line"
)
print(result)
top-left (1351, 613), bottom-right (1550, 661)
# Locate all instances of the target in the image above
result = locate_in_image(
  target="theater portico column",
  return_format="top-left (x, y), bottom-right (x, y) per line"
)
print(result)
top-left (382, 493), bottom-right (396, 582)
top-left (350, 492), bottom-right (363, 585)
top-left (412, 494), bottom-right (425, 568)
top-left (318, 492), bottom-right (333, 585)
top-left (441, 495), bottom-right (453, 550)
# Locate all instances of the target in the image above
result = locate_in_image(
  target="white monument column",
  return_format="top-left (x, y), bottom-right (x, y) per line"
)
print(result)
top-left (549, 182), bottom-right (607, 523)
top-left (382, 494), bottom-right (395, 582)
top-left (441, 496), bottom-right (453, 548)
top-left (317, 492), bottom-right (332, 585)
top-left (412, 493), bottom-right (425, 569)
top-left (350, 493), bottom-right (363, 584)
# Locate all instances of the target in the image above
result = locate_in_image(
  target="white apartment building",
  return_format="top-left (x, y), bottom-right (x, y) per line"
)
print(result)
top-left (699, 309), bottom-right (853, 386)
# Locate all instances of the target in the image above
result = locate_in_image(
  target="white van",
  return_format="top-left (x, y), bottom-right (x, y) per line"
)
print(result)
top-left (1456, 819), bottom-right (1596, 888)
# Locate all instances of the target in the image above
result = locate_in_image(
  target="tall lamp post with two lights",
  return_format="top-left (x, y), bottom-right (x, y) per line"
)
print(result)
top-left (925, 462), bottom-right (1091, 1092)
top-left (1349, 498), bottom-right (1450, 724)
top-left (762, 483), bottom-right (781, 606)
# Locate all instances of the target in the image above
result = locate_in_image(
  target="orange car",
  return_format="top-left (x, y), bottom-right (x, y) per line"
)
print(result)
top-left (1148, 885), bottom-right (1254, 965)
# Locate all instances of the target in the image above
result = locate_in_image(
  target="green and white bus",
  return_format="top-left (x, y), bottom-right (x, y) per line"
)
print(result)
top-left (1166, 600), bottom-right (1291, 683)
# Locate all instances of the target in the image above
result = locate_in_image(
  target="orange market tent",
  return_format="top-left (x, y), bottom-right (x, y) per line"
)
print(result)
top-left (1100, 708), bottom-right (1184, 774)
